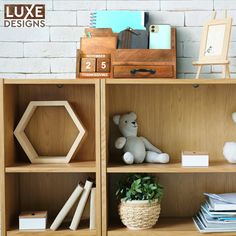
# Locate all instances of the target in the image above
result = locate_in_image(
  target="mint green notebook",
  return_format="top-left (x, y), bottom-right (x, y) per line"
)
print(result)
top-left (90, 11), bottom-right (147, 33)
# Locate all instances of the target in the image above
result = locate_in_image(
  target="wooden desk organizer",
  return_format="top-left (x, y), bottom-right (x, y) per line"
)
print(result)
top-left (112, 28), bottom-right (176, 79)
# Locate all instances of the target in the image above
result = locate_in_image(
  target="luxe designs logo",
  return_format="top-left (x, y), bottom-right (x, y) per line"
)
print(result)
top-left (4, 4), bottom-right (45, 27)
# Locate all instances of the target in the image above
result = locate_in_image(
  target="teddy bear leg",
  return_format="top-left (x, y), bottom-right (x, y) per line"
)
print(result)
top-left (123, 152), bottom-right (134, 165)
top-left (145, 151), bottom-right (170, 163)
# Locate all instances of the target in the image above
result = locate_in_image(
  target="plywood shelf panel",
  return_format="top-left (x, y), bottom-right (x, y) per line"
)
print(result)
top-left (7, 229), bottom-right (96, 236)
top-left (5, 78), bottom-right (236, 86)
top-left (106, 78), bottom-right (236, 85)
top-left (108, 218), bottom-right (236, 236)
top-left (5, 161), bottom-right (96, 173)
top-left (4, 79), bottom-right (97, 85)
top-left (107, 161), bottom-right (236, 173)
top-left (7, 220), bottom-right (96, 236)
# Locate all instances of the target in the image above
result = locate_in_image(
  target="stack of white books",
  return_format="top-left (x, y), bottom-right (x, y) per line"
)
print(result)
top-left (50, 179), bottom-right (96, 231)
top-left (193, 193), bottom-right (236, 233)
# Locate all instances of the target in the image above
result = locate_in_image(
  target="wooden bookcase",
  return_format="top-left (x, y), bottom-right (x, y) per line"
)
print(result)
top-left (2, 78), bottom-right (236, 236)
top-left (101, 79), bottom-right (236, 236)
top-left (0, 79), bottom-right (101, 236)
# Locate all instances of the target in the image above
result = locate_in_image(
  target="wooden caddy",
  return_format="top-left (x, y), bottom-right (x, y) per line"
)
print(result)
top-left (193, 11), bottom-right (232, 79)
top-left (77, 28), bottom-right (176, 79)
top-left (2, 78), bottom-right (236, 236)
top-left (112, 28), bottom-right (176, 79)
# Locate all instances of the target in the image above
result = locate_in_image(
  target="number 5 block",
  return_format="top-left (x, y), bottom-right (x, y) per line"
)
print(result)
top-left (96, 58), bottom-right (110, 72)
top-left (81, 58), bottom-right (96, 72)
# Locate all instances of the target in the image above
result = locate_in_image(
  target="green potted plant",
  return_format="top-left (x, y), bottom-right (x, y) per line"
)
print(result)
top-left (116, 174), bottom-right (164, 230)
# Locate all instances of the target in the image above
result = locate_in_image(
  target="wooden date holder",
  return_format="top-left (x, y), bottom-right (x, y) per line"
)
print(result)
top-left (76, 50), bottom-right (111, 78)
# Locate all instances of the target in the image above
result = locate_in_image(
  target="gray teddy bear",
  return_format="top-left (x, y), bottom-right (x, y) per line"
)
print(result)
top-left (113, 112), bottom-right (170, 165)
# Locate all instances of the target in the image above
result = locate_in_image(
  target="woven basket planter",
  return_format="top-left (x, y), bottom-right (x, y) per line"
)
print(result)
top-left (118, 199), bottom-right (161, 230)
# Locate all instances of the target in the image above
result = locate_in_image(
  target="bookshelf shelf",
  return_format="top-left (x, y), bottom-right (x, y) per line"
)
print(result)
top-left (4, 79), bottom-right (97, 85)
top-left (108, 218), bottom-right (236, 236)
top-left (107, 161), bottom-right (236, 173)
top-left (5, 161), bottom-right (96, 173)
top-left (101, 79), bottom-right (236, 236)
top-left (7, 229), bottom-right (96, 236)
top-left (105, 78), bottom-right (236, 85)
top-left (0, 79), bottom-right (101, 236)
top-left (2, 78), bottom-right (236, 236)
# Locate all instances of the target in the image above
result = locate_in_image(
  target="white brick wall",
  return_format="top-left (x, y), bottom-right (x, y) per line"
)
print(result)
top-left (24, 43), bottom-right (76, 57)
top-left (161, 1), bottom-right (213, 11)
top-left (0, 0), bottom-right (236, 79)
top-left (107, 1), bottom-right (160, 10)
top-left (46, 11), bottom-right (77, 26)
top-left (0, 43), bottom-right (23, 57)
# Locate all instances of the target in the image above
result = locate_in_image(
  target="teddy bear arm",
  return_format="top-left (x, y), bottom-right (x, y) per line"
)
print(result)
top-left (115, 137), bottom-right (127, 149)
top-left (140, 136), bottom-right (162, 153)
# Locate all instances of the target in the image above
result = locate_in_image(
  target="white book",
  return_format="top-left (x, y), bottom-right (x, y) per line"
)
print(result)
top-left (199, 210), bottom-right (236, 228)
top-left (193, 215), bottom-right (236, 233)
top-left (50, 183), bottom-right (84, 231)
top-left (182, 151), bottom-right (209, 167)
top-left (19, 211), bottom-right (47, 230)
top-left (209, 198), bottom-right (236, 211)
top-left (201, 203), bottom-right (236, 217)
top-left (204, 193), bottom-right (236, 204)
top-left (69, 179), bottom-right (93, 231)
top-left (89, 188), bottom-right (96, 230)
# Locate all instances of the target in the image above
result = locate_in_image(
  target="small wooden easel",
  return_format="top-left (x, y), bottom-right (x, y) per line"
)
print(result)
top-left (193, 11), bottom-right (232, 79)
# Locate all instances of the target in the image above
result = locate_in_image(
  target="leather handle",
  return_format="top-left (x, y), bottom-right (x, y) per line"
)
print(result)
top-left (130, 68), bottom-right (156, 75)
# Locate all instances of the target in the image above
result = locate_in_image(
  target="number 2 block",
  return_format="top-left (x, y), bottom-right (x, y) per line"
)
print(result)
top-left (81, 58), bottom-right (96, 72)
top-left (96, 58), bottom-right (110, 72)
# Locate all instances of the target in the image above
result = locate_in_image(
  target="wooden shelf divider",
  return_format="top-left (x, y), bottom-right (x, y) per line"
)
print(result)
top-left (5, 161), bottom-right (96, 173)
top-left (7, 229), bottom-right (96, 236)
top-left (108, 218), bottom-right (236, 236)
top-left (4, 79), bottom-right (97, 85)
top-left (107, 161), bottom-right (236, 173)
top-left (105, 78), bottom-right (236, 85)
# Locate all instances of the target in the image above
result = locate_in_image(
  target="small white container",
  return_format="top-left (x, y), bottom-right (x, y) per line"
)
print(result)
top-left (19, 211), bottom-right (47, 230)
top-left (181, 151), bottom-right (209, 167)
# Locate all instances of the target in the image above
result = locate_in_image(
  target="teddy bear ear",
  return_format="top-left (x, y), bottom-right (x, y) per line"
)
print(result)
top-left (129, 112), bottom-right (137, 120)
top-left (232, 112), bottom-right (236, 123)
top-left (113, 115), bottom-right (121, 125)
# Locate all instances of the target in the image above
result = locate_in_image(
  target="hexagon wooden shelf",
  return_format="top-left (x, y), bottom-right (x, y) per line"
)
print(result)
top-left (14, 101), bottom-right (86, 164)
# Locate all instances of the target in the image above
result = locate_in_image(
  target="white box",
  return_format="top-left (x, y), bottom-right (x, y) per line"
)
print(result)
top-left (19, 211), bottom-right (47, 230)
top-left (181, 151), bottom-right (209, 167)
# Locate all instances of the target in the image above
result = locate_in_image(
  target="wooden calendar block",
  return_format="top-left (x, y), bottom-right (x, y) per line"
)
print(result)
top-left (96, 58), bottom-right (110, 73)
top-left (81, 58), bottom-right (96, 72)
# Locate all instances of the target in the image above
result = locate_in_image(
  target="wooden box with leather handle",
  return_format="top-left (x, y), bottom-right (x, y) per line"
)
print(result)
top-left (112, 28), bottom-right (176, 79)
